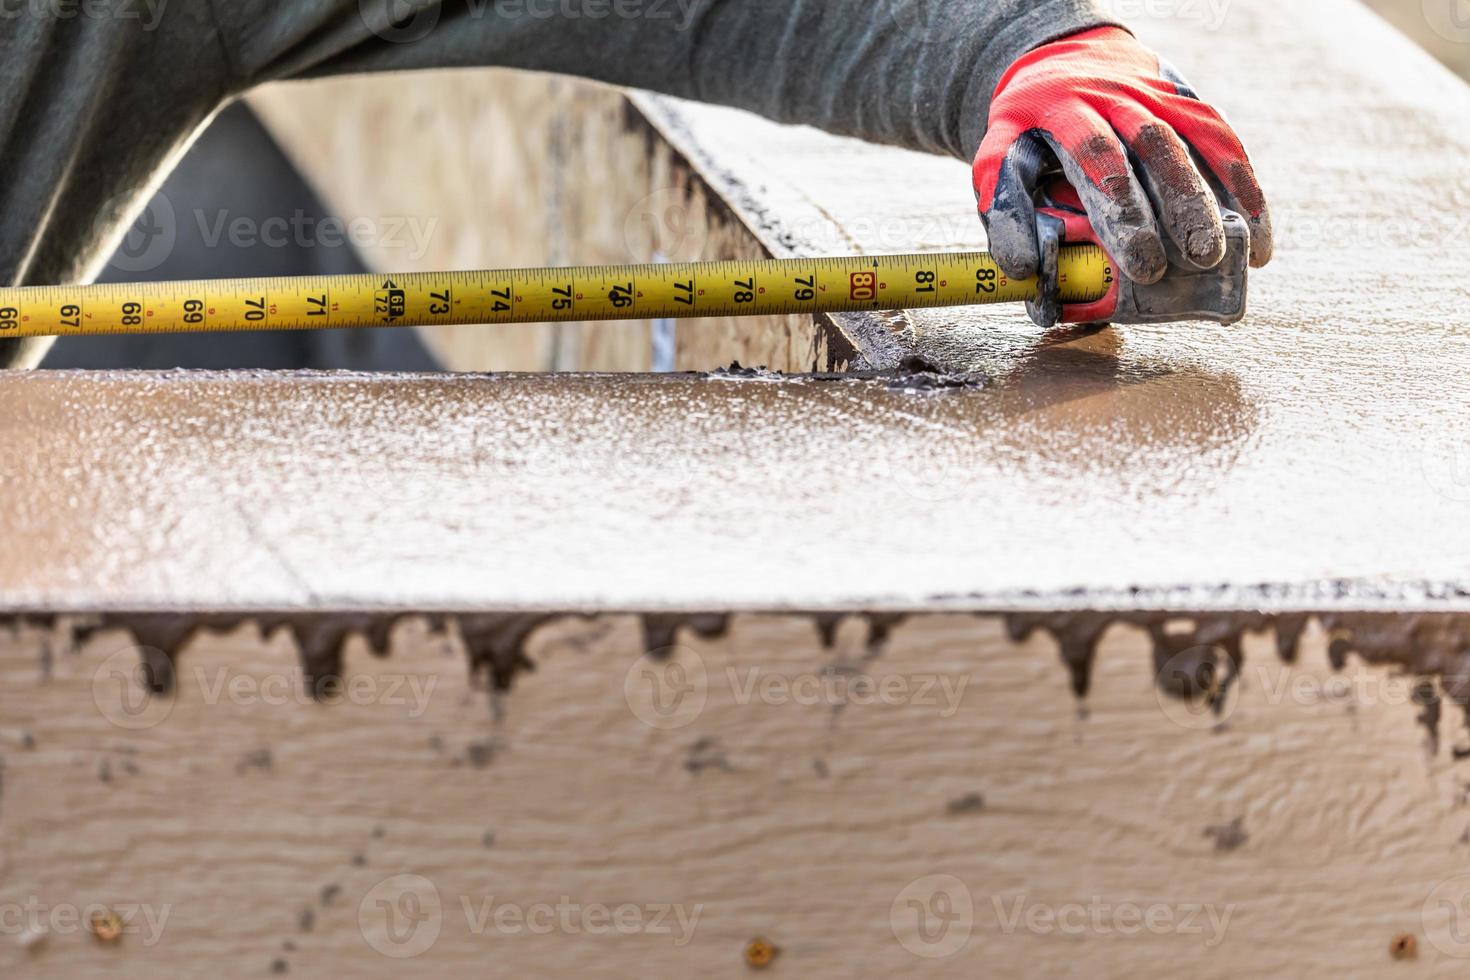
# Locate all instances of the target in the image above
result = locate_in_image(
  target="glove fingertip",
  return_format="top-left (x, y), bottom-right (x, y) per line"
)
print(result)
top-left (990, 236), bottom-right (1040, 281)
top-left (1181, 219), bottom-right (1227, 270)
top-left (979, 209), bottom-right (1040, 281)
top-left (995, 249), bottom-right (1039, 282)
top-left (1115, 230), bottom-right (1169, 285)
top-left (1027, 299), bottom-right (1061, 329)
top-left (1246, 214), bottom-right (1274, 268)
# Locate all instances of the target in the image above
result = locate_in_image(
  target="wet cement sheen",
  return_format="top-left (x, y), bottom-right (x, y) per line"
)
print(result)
top-left (0, 352), bottom-right (1462, 614)
top-left (3, 355), bottom-right (1466, 724)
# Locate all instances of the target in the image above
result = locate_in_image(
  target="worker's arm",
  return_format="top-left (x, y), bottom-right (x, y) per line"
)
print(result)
top-left (220, 0), bottom-right (1271, 297)
top-left (0, 1), bottom-right (232, 369)
top-left (221, 0), bottom-right (1111, 160)
top-left (0, 0), bottom-right (1271, 370)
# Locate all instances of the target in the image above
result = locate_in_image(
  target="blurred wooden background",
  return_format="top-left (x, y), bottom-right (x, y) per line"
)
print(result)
top-left (1361, 0), bottom-right (1470, 76)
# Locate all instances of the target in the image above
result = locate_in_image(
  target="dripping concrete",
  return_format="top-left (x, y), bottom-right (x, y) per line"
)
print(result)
top-left (13, 608), bottom-right (1470, 747)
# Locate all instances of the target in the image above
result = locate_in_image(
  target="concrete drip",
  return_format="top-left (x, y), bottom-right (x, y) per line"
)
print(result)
top-left (15, 610), bottom-right (1470, 755)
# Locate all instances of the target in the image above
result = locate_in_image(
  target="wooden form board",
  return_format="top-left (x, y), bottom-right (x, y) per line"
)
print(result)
top-left (3, 612), bottom-right (1470, 978)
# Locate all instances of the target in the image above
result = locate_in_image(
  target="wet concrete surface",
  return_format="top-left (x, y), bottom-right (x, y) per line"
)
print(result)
top-left (0, 363), bottom-right (1462, 615)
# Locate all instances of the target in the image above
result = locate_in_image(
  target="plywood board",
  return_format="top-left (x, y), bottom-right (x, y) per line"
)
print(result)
top-left (2, 613), bottom-right (1468, 977)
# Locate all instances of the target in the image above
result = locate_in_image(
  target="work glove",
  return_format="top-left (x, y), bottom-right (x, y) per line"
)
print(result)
top-left (973, 26), bottom-right (1272, 313)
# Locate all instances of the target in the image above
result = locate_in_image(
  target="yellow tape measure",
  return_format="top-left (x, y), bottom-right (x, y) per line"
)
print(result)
top-left (0, 248), bottom-right (1110, 338)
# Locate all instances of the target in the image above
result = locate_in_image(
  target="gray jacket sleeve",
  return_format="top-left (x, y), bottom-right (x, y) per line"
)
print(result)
top-left (0, 0), bottom-right (1118, 368)
top-left (218, 0), bottom-right (1120, 161)
top-left (0, 0), bottom-right (233, 368)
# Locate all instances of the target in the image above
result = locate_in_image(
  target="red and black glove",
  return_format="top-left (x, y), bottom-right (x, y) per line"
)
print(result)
top-left (973, 26), bottom-right (1271, 295)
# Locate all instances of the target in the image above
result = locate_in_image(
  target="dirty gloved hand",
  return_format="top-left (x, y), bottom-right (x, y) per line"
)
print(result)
top-left (973, 26), bottom-right (1272, 296)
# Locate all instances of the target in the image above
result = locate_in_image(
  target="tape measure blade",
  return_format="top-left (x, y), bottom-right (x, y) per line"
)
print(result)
top-left (0, 249), bottom-right (1109, 337)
